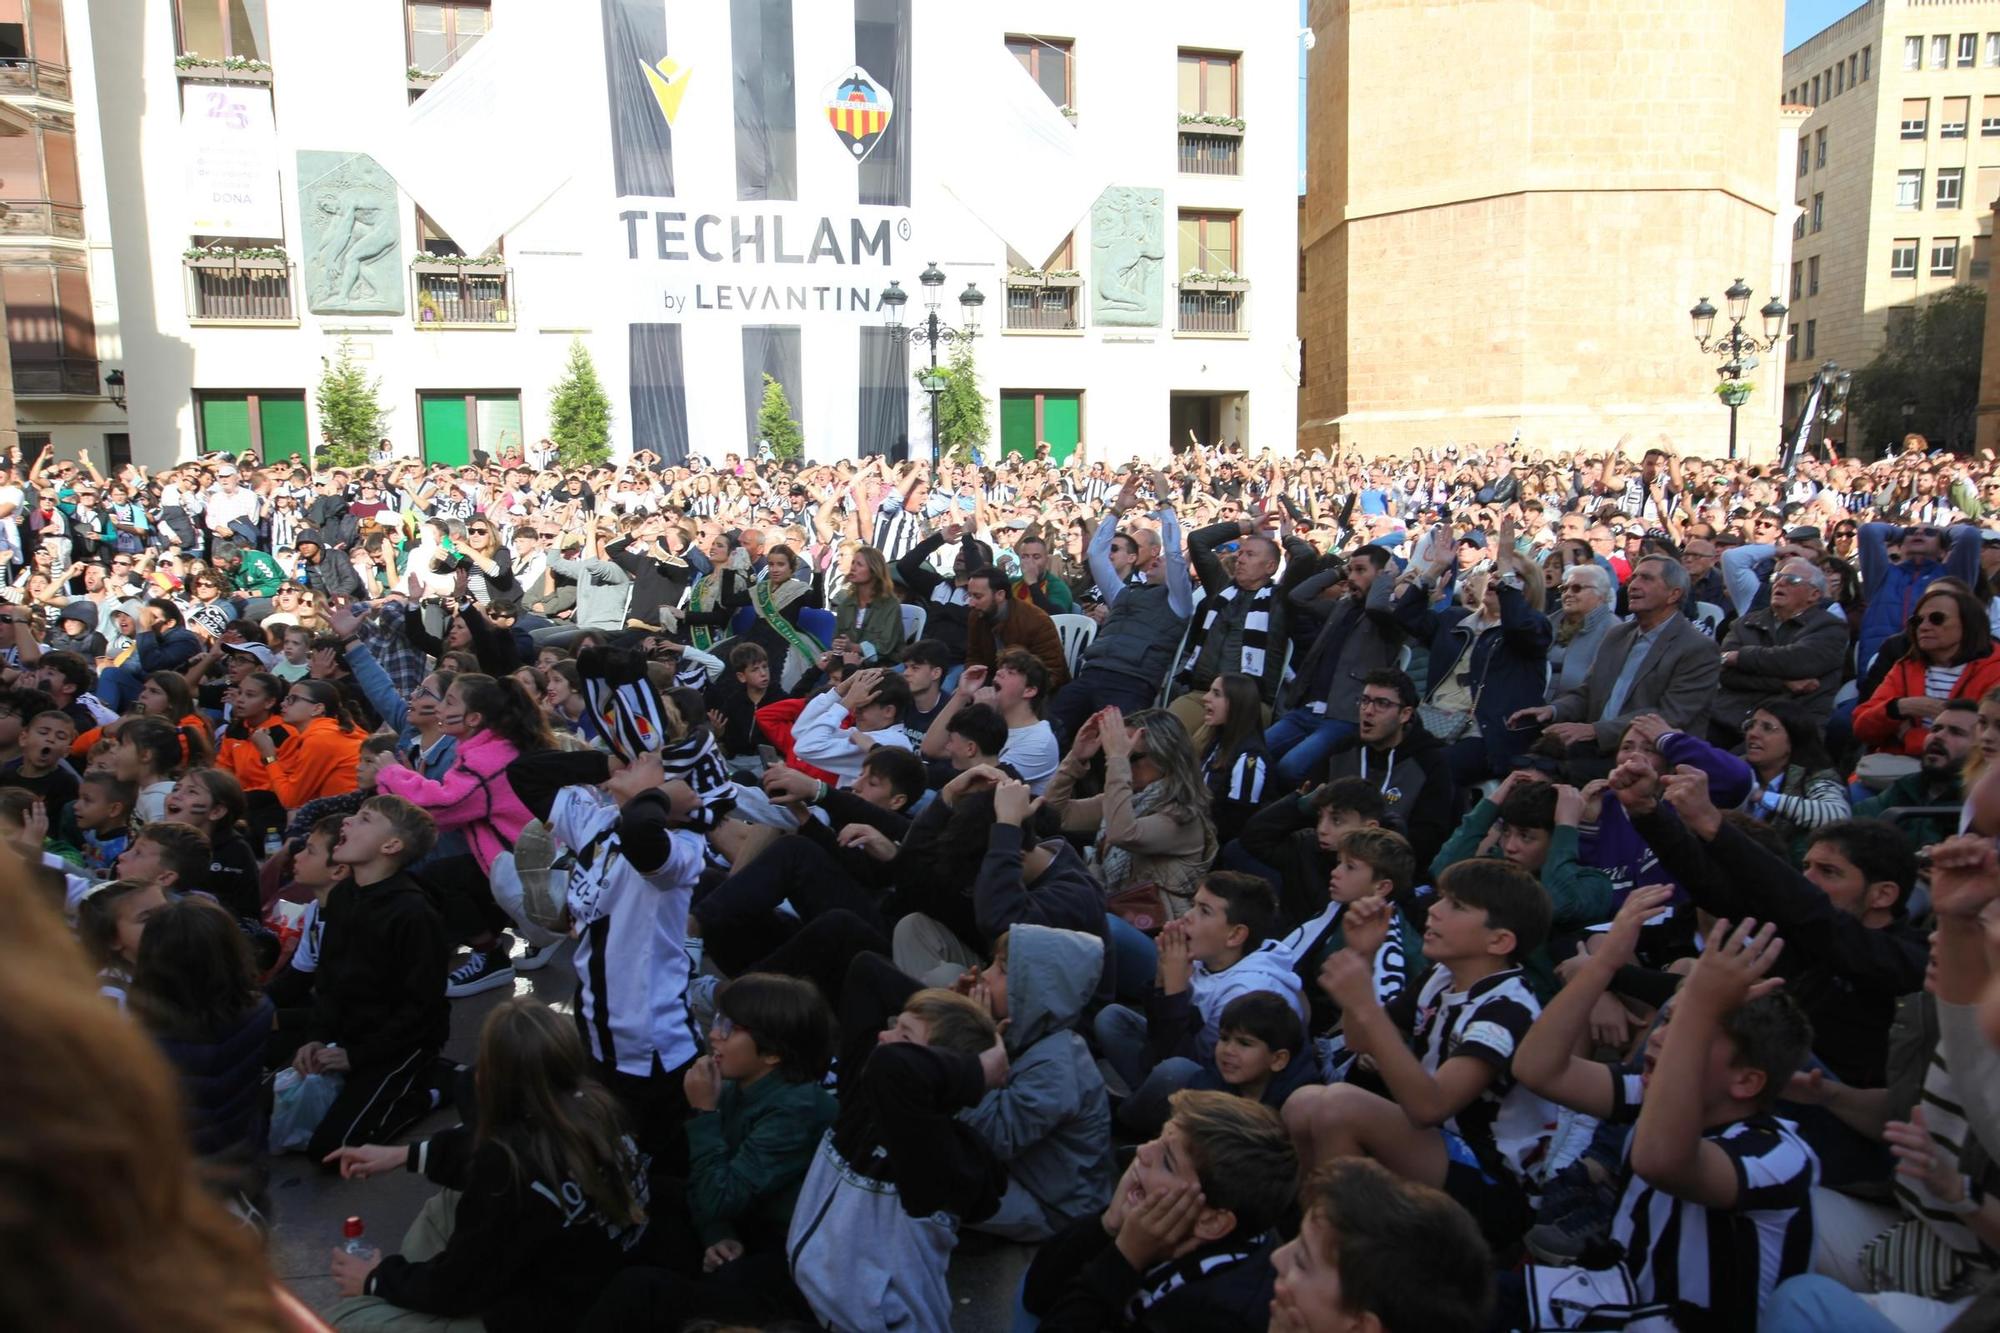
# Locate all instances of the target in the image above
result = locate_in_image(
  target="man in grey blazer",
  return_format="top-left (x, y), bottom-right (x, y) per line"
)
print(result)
top-left (1508, 555), bottom-right (1720, 778)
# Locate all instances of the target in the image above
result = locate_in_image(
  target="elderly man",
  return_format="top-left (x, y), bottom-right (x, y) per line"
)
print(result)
top-left (1166, 511), bottom-right (1317, 739)
top-left (1709, 556), bottom-right (1850, 744)
top-left (1509, 555), bottom-right (1720, 778)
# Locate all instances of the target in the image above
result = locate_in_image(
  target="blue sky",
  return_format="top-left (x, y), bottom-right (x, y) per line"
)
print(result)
top-left (1787, 0), bottom-right (1865, 49)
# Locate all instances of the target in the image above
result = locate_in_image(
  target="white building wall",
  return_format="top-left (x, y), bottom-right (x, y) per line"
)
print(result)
top-left (75, 0), bottom-right (1297, 469)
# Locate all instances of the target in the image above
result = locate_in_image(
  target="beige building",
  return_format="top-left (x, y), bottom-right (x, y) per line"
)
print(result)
top-left (1298, 0), bottom-right (1794, 459)
top-left (1783, 1), bottom-right (2000, 443)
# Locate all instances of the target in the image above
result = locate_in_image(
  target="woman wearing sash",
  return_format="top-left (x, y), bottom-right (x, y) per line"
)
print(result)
top-left (680, 532), bottom-right (738, 654)
top-left (722, 542), bottom-right (823, 690)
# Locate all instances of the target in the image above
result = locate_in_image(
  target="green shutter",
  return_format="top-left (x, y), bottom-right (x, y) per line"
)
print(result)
top-left (1000, 393), bottom-right (1035, 459)
top-left (199, 394), bottom-right (252, 456)
top-left (1041, 393), bottom-right (1081, 464)
top-left (421, 394), bottom-right (470, 466)
top-left (260, 395), bottom-right (308, 462)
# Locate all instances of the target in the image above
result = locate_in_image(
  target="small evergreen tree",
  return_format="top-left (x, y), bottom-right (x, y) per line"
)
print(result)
top-left (757, 372), bottom-right (805, 462)
top-left (313, 340), bottom-right (382, 470)
top-left (548, 338), bottom-right (614, 467)
top-left (924, 342), bottom-right (990, 463)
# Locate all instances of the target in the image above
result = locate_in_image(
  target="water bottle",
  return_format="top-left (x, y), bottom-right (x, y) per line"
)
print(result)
top-left (341, 1216), bottom-right (379, 1263)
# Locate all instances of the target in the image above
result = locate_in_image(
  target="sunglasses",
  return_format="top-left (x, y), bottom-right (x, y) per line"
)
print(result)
top-left (1907, 526), bottom-right (1943, 537)
top-left (1773, 573), bottom-right (1812, 587)
top-left (467, 528), bottom-right (491, 536)
top-left (1915, 609), bottom-right (1955, 626)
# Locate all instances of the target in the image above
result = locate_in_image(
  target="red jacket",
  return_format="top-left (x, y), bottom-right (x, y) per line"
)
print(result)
top-left (1853, 647), bottom-right (2000, 756)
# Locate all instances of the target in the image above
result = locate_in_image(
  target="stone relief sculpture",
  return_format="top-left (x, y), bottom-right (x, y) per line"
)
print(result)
top-left (298, 150), bottom-right (404, 316)
top-left (1091, 186), bottom-right (1164, 328)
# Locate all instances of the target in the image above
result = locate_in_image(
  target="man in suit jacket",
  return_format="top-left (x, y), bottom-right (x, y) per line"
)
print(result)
top-left (963, 564), bottom-right (1069, 690)
top-left (1509, 555), bottom-right (1720, 777)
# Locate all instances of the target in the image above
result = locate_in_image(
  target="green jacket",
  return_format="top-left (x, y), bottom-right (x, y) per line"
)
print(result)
top-left (1430, 798), bottom-right (1615, 1001)
top-left (685, 1072), bottom-right (838, 1247)
top-left (1853, 771), bottom-right (1961, 851)
top-left (230, 550), bottom-right (285, 598)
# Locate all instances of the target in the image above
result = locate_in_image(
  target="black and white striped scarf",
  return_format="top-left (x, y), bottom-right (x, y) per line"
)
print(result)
top-left (1124, 1235), bottom-right (1271, 1320)
top-left (1181, 582), bottom-right (1274, 681)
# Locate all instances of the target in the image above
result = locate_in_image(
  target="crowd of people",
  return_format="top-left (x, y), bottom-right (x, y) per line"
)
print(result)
top-left (5, 428), bottom-right (2000, 1333)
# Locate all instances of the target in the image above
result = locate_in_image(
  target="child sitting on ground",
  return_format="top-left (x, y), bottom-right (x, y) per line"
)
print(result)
top-left (1283, 858), bottom-right (1557, 1250)
top-left (1236, 776), bottom-right (1390, 930)
top-left (3, 708), bottom-right (81, 825)
top-left (111, 715), bottom-right (180, 825)
top-left (1267, 826), bottom-right (1428, 1081)
top-left (1511, 890), bottom-right (1817, 1329)
top-left (1186, 990), bottom-right (1316, 1114)
top-left (76, 877), bottom-right (168, 1007)
top-left (67, 770), bottom-right (135, 879)
top-left (1021, 1089), bottom-right (1300, 1331)
top-left (264, 814), bottom-right (349, 1058)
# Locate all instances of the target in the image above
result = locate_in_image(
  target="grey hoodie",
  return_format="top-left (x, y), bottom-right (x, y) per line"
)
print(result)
top-left (961, 924), bottom-right (1113, 1242)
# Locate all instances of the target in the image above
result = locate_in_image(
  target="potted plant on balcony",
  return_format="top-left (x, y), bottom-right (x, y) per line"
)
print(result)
top-left (174, 53), bottom-right (273, 82)
top-left (1005, 266), bottom-right (1045, 289)
top-left (408, 65), bottom-right (440, 84)
top-left (1043, 269), bottom-right (1083, 289)
top-left (183, 244), bottom-right (288, 276)
top-left (1179, 268), bottom-right (1221, 292)
top-left (1058, 104), bottom-right (1078, 121)
top-left (417, 290), bottom-right (444, 325)
top-left (1176, 111), bottom-right (1246, 136)
top-left (1212, 268), bottom-right (1249, 293)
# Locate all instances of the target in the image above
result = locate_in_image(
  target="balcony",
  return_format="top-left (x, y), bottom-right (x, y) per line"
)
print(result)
top-left (1176, 283), bottom-right (1246, 335)
top-left (1177, 117), bottom-right (1243, 176)
top-left (0, 201), bottom-right (84, 241)
top-left (0, 58), bottom-right (70, 101)
top-left (12, 355), bottom-right (97, 397)
top-left (412, 261), bottom-right (514, 327)
top-left (174, 55), bottom-right (273, 84)
top-left (1003, 273), bottom-right (1082, 332)
top-left (185, 255), bottom-right (297, 324)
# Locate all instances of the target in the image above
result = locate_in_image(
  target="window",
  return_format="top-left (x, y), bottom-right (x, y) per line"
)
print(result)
top-left (1810, 74), bottom-right (1820, 105)
top-left (1960, 33), bottom-right (1978, 65)
top-left (1902, 97), bottom-right (1928, 138)
top-left (1177, 209), bottom-right (1239, 273)
top-left (1906, 35), bottom-right (1923, 70)
top-left (1942, 96), bottom-right (1969, 138)
top-left (1177, 49), bottom-right (1238, 117)
top-left (193, 391), bottom-right (307, 457)
top-left (1827, 65), bottom-right (1835, 97)
top-left (1934, 34), bottom-right (1951, 68)
top-left (1811, 192), bottom-right (1824, 232)
top-left (1835, 63), bottom-right (1844, 94)
top-left (1982, 166), bottom-right (2000, 214)
top-left (407, 1), bottom-right (488, 76)
top-left (1975, 234), bottom-right (1993, 278)
top-left (1984, 94), bottom-right (2000, 133)
top-left (1794, 213), bottom-right (1807, 241)
top-left (1898, 168), bottom-right (1924, 208)
top-left (1932, 236), bottom-right (1960, 274)
top-left (1797, 139), bottom-right (1809, 177)
top-left (1004, 34), bottom-right (1073, 109)
top-left (1787, 322), bottom-right (1798, 359)
top-left (1805, 320), bottom-right (1817, 356)
top-left (1790, 260), bottom-right (1802, 299)
top-left (1863, 44), bottom-right (1871, 79)
top-left (1891, 238), bottom-right (1919, 276)
top-left (1850, 53), bottom-right (1859, 85)
top-left (1815, 127), bottom-right (1827, 167)
top-left (1990, 33), bottom-right (2000, 65)
top-left (175, 0), bottom-right (270, 63)
top-left (1938, 167), bottom-right (1963, 208)
top-left (1809, 256), bottom-right (1820, 295)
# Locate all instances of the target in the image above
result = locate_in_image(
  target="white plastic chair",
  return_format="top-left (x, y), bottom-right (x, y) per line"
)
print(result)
top-left (899, 602), bottom-right (927, 644)
top-left (1693, 601), bottom-right (1725, 638)
top-left (1833, 678), bottom-right (1859, 710)
top-left (1050, 613), bottom-right (1098, 675)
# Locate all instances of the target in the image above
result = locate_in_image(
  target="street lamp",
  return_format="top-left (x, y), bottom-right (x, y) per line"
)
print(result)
top-left (1688, 278), bottom-right (1786, 461)
top-left (1813, 359), bottom-right (1852, 456)
top-left (879, 262), bottom-right (983, 463)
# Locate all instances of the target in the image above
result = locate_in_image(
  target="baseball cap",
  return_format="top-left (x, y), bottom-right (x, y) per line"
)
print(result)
top-left (214, 464), bottom-right (236, 476)
top-left (220, 642), bottom-right (278, 669)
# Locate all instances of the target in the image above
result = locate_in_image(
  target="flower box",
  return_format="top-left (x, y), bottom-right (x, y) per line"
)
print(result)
top-left (1004, 272), bottom-right (1045, 289)
top-left (1044, 272), bottom-right (1084, 289)
top-left (185, 255), bottom-right (289, 272)
top-left (1213, 278), bottom-right (1249, 292)
top-left (1177, 119), bottom-right (1244, 138)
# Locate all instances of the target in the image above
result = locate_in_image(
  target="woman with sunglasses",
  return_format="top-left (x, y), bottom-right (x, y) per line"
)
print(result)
top-left (458, 517), bottom-right (519, 607)
top-left (1855, 578), bottom-right (2000, 759)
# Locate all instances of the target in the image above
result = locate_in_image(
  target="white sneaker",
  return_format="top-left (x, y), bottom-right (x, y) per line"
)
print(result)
top-left (514, 940), bottom-right (560, 972)
top-left (445, 947), bottom-right (516, 998)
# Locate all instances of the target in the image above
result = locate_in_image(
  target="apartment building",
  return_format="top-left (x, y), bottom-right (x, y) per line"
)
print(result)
top-left (1298, 0), bottom-right (1793, 459)
top-left (1782, 0), bottom-right (2000, 435)
top-left (19, 0), bottom-right (1298, 469)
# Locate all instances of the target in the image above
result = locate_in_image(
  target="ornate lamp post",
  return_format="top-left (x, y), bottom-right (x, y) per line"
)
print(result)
top-left (879, 261), bottom-right (984, 463)
top-left (1689, 278), bottom-right (1787, 461)
top-left (1814, 359), bottom-right (1853, 456)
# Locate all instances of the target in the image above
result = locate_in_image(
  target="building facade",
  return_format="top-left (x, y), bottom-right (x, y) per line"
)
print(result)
top-left (1782, 0), bottom-right (2000, 441)
top-left (39, 0), bottom-right (1298, 470)
top-left (1298, 0), bottom-right (1792, 460)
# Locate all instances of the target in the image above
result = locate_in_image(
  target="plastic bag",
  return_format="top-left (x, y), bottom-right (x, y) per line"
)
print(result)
top-left (268, 1066), bottom-right (343, 1153)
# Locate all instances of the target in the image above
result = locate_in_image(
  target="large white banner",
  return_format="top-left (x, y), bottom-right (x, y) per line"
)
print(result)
top-left (181, 84), bottom-right (283, 238)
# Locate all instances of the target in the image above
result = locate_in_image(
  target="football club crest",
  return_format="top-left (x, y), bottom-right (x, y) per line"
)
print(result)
top-left (822, 65), bottom-right (893, 162)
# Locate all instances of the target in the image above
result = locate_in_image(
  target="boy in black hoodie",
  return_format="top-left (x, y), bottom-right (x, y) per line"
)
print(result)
top-left (1023, 1088), bottom-right (1298, 1332)
top-left (293, 794), bottom-right (449, 1165)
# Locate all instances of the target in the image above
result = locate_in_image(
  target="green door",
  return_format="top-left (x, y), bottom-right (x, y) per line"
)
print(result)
top-left (1041, 393), bottom-right (1080, 463)
top-left (261, 395), bottom-right (308, 462)
top-left (421, 394), bottom-right (470, 466)
top-left (199, 394), bottom-right (252, 455)
top-left (1000, 393), bottom-right (1035, 459)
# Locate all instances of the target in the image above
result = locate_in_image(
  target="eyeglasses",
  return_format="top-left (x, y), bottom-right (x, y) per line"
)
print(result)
top-left (1754, 519), bottom-right (1780, 529)
top-left (1773, 573), bottom-right (1813, 587)
top-left (412, 685), bottom-right (442, 701)
top-left (1915, 609), bottom-right (1955, 627)
top-left (1358, 695), bottom-right (1404, 711)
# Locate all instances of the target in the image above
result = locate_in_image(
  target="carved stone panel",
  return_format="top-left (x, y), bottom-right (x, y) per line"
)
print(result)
top-left (298, 151), bottom-right (404, 316)
top-left (1090, 186), bottom-right (1164, 328)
